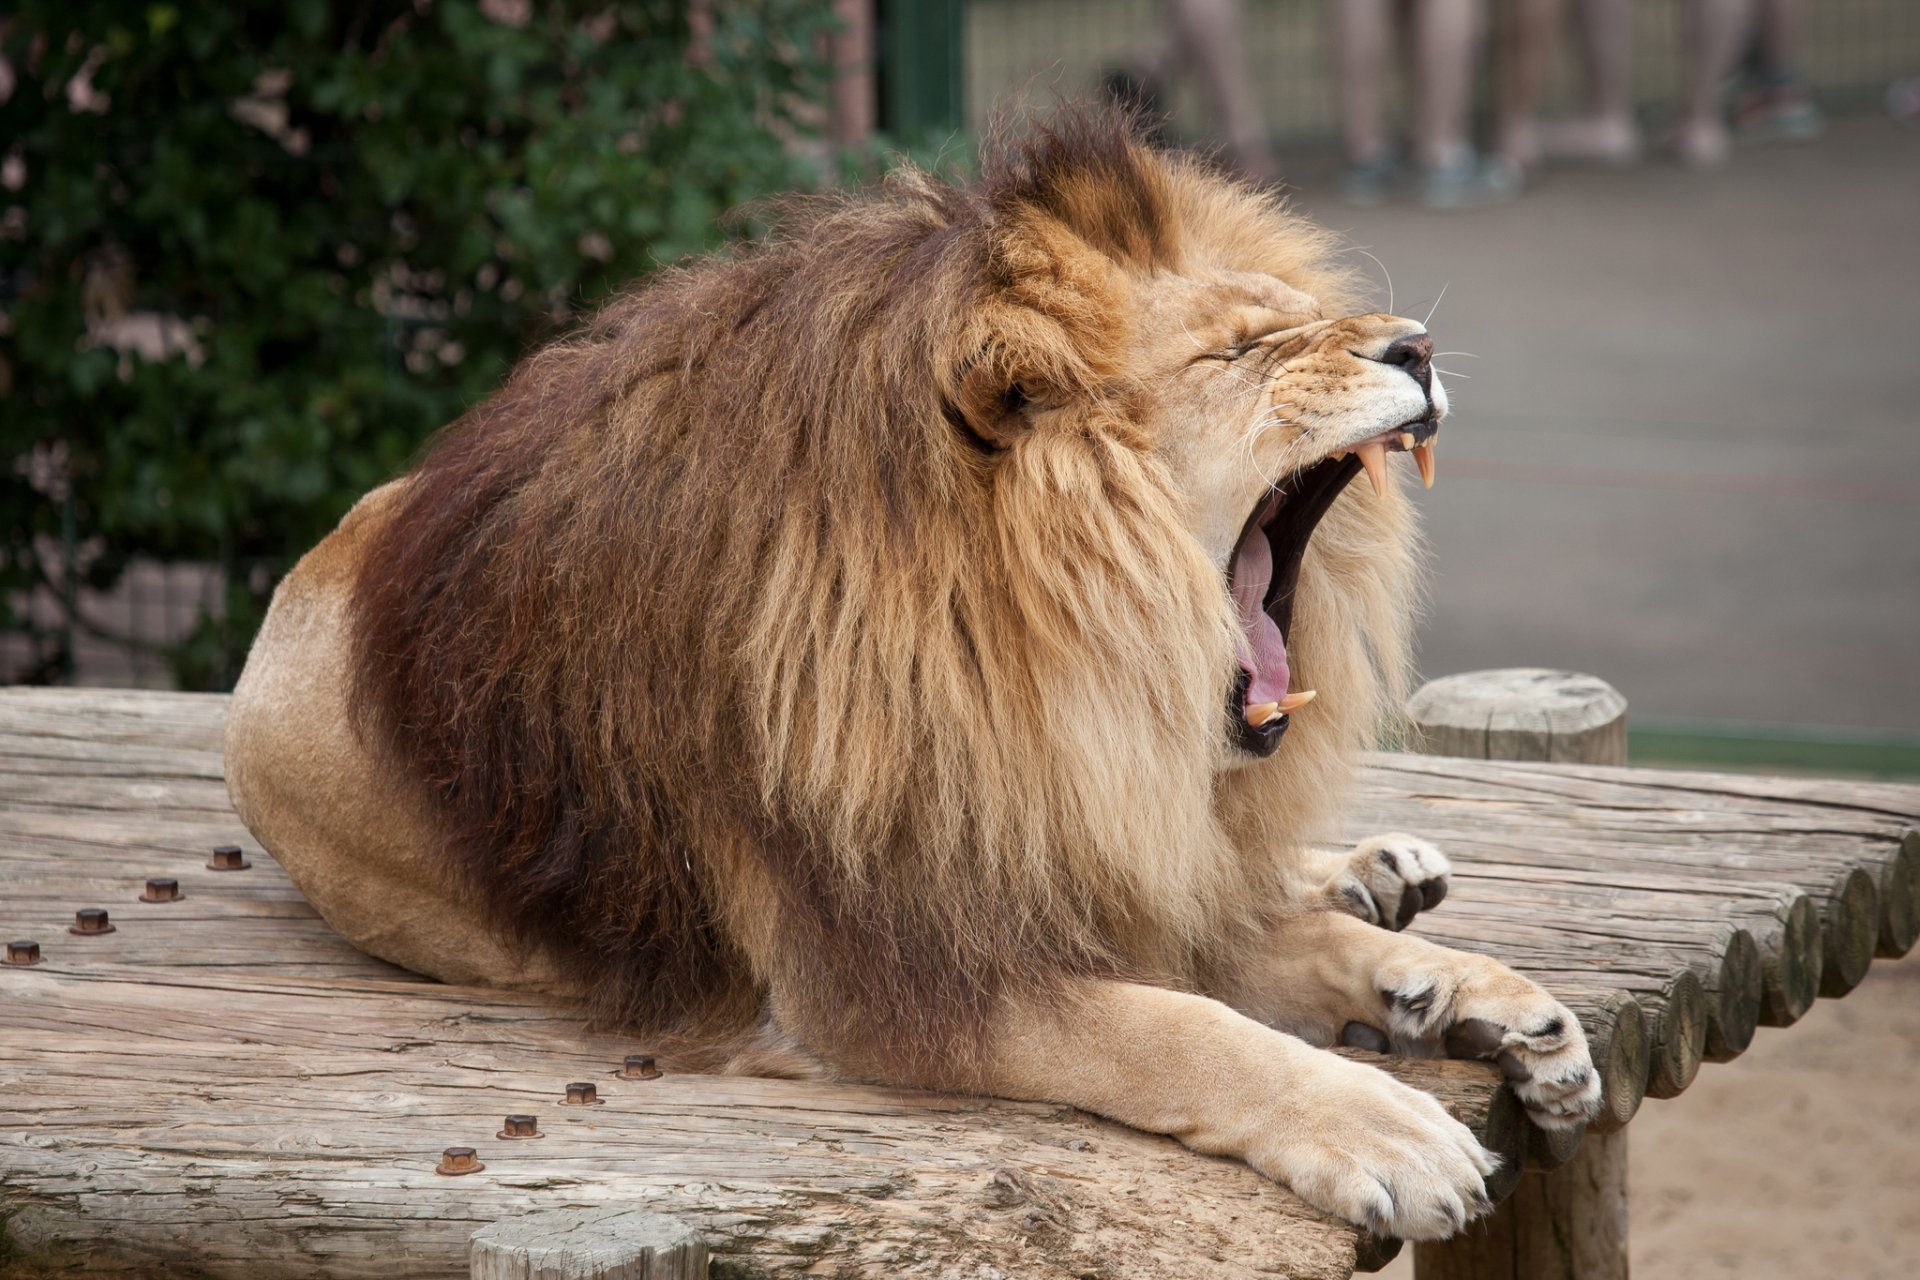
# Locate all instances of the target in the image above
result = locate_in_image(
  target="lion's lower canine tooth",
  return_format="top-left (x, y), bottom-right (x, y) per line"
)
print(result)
top-left (1277, 689), bottom-right (1317, 713)
top-left (1414, 443), bottom-right (1436, 489)
top-left (1246, 701), bottom-right (1281, 727)
top-left (1357, 441), bottom-right (1388, 497)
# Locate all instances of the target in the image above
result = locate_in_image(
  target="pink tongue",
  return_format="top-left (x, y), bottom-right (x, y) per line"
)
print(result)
top-left (1230, 530), bottom-right (1291, 706)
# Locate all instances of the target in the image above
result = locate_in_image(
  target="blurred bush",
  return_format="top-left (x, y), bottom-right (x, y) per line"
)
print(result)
top-left (0, 0), bottom-right (833, 687)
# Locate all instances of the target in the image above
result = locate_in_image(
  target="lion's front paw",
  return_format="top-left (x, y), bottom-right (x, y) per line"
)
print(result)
top-left (1330, 833), bottom-right (1451, 931)
top-left (1371, 962), bottom-right (1603, 1131)
top-left (1253, 1053), bottom-right (1499, 1241)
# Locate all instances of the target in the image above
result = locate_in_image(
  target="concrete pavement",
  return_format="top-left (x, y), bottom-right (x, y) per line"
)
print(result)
top-left (1287, 117), bottom-right (1920, 734)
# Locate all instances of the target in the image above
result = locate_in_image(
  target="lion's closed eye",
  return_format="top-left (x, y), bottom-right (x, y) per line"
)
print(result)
top-left (1191, 336), bottom-right (1266, 366)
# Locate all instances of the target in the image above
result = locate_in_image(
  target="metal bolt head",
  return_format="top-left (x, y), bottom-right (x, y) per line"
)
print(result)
top-left (207, 845), bottom-right (251, 871)
top-left (498, 1114), bottom-right (542, 1139)
top-left (618, 1054), bottom-right (662, 1080)
top-left (69, 909), bottom-right (116, 936)
top-left (4, 940), bottom-right (41, 966)
top-left (562, 1081), bottom-right (602, 1105)
top-left (435, 1146), bottom-right (484, 1176)
top-left (139, 878), bottom-right (183, 903)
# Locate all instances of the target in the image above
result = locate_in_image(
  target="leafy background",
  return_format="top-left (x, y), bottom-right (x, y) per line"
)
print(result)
top-left (1, 0), bottom-right (835, 687)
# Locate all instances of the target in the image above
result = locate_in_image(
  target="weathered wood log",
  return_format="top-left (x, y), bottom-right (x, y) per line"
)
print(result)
top-left (1701, 924), bottom-right (1763, 1063)
top-left (1414, 1130), bottom-right (1629, 1280)
top-left (1878, 829), bottom-right (1920, 957)
top-left (470, 1209), bottom-right (709, 1280)
top-left (5, 688), bottom-right (1916, 1278)
top-left (1759, 890), bottom-right (1823, 1026)
top-left (1582, 990), bottom-right (1649, 1134)
top-left (1405, 669), bottom-right (1632, 1280)
top-left (1407, 667), bottom-right (1627, 765)
top-left (1355, 751), bottom-right (1915, 981)
top-left (0, 689), bottom-right (1506, 1280)
top-left (1816, 865), bottom-right (1880, 997)
top-left (1640, 967), bottom-right (1706, 1101)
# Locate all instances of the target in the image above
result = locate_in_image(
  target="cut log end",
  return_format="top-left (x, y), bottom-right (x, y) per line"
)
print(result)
top-left (1760, 892), bottom-right (1825, 1028)
top-left (1818, 865), bottom-right (1880, 999)
top-left (1585, 990), bottom-right (1650, 1133)
top-left (470, 1208), bottom-right (709, 1280)
top-left (1703, 926), bottom-right (1763, 1063)
top-left (1644, 968), bottom-right (1707, 1100)
top-left (1876, 829), bottom-right (1920, 959)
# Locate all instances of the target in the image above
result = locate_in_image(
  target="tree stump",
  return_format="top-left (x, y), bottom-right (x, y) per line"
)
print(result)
top-left (1408, 668), bottom-right (1630, 1280)
top-left (471, 1208), bottom-right (708, 1280)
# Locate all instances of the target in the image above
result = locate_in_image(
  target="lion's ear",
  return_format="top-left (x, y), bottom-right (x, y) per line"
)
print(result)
top-left (952, 361), bottom-right (1036, 452)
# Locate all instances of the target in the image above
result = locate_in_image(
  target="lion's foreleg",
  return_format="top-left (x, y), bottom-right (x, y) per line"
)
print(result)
top-left (1219, 912), bottom-right (1602, 1132)
top-left (981, 978), bottom-right (1497, 1241)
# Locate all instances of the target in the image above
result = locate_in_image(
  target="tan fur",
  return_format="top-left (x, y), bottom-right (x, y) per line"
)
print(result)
top-left (226, 109), bottom-right (1596, 1239)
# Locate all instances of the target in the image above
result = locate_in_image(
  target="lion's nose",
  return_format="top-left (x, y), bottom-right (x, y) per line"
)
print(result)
top-left (1378, 334), bottom-right (1434, 394)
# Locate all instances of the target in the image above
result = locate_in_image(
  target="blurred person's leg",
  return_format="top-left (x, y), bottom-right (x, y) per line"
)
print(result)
top-left (1333, 0), bottom-right (1397, 203)
top-left (1734, 0), bottom-right (1822, 141)
top-left (1409, 0), bottom-right (1515, 207)
top-left (1164, 0), bottom-right (1282, 183)
top-left (1492, 0), bottom-right (1560, 176)
top-left (1408, 0), bottom-right (1479, 171)
top-left (1677, 0), bottom-right (1753, 167)
top-left (1543, 0), bottom-right (1642, 163)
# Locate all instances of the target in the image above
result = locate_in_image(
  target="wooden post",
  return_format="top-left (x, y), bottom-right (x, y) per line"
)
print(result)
top-left (827, 0), bottom-right (876, 148)
top-left (1408, 668), bottom-right (1631, 1280)
top-left (471, 1208), bottom-right (709, 1280)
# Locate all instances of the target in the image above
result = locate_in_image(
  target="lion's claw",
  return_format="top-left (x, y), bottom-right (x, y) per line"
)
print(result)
top-left (1379, 963), bottom-right (1603, 1131)
top-left (1332, 833), bottom-right (1452, 931)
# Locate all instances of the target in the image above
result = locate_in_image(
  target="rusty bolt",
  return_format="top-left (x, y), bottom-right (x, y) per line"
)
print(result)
top-left (69, 909), bottom-right (116, 936)
top-left (562, 1081), bottom-right (603, 1105)
top-left (139, 878), bottom-right (184, 903)
top-left (617, 1054), bottom-right (662, 1080)
top-left (497, 1114), bottom-right (542, 1140)
top-left (435, 1146), bottom-right (484, 1176)
top-left (206, 844), bottom-right (251, 871)
top-left (4, 940), bottom-right (41, 966)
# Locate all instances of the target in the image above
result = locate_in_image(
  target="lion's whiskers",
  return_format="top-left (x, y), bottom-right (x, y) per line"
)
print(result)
top-left (1355, 248), bottom-right (1394, 314)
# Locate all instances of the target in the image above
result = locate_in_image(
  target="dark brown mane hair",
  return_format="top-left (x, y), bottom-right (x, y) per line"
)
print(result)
top-left (347, 106), bottom-right (1380, 1081)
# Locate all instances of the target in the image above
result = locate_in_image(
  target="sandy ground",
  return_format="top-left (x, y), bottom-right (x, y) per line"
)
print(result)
top-left (1374, 947), bottom-right (1920, 1279)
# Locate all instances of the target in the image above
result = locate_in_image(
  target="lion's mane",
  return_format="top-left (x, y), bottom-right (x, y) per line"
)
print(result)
top-left (349, 109), bottom-right (1418, 1083)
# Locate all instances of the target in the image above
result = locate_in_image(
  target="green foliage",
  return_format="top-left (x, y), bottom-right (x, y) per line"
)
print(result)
top-left (0, 0), bottom-right (833, 687)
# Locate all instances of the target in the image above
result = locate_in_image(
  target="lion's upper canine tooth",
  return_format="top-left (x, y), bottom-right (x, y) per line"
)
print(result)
top-left (1277, 689), bottom-right (1317, 713)
top-left (1246, 701), bottom-right (1281, 727)
top-left (1414, 442), bottom-right (1436, 489)
top-left (1356, 440), bottom-right (1389, 497)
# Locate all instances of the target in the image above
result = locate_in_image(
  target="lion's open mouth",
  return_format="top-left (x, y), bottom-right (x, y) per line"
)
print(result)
top-left (1226, 422), bottom-right (1437, 756)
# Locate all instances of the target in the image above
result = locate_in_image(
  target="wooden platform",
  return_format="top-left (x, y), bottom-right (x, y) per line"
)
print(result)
top-left (2, 688), bottom-right (1915, 1278)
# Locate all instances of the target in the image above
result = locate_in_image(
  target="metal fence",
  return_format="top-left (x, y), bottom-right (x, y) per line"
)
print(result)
top-left (964, 0), bottom-right (1920, 145)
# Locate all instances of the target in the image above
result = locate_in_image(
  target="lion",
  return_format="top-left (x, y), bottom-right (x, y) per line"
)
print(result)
top-left (224, 108), bottom-right (1600, 1241)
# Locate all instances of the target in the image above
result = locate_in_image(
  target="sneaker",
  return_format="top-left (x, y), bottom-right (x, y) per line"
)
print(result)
top-left (1733, 73), bottom-right (1825, 143)
top-left (1341, 153), bottom-right (1399, 208)
top-left (1419, 153), bottom-right (1521, 211)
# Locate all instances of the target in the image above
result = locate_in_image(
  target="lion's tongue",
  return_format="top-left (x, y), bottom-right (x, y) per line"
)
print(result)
top-left (1230, 528), bottom-right (1290, 706)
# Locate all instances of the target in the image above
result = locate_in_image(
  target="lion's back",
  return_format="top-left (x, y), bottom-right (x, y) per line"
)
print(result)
top-left (225, 479), bottom-right (580, 993)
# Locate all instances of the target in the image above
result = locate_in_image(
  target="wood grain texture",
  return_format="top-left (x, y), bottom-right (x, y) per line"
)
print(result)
top-left (1413, 1130), bottom-right (1629, 1280)
top-left (2, 688), bottom-right (1915, 1279)
top-left (470, 1208), bottom-right (709, 1280)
